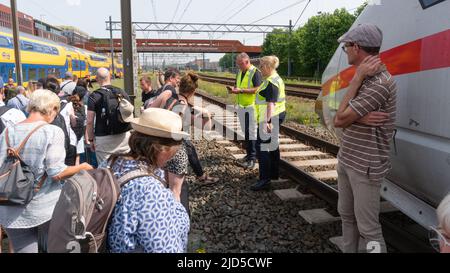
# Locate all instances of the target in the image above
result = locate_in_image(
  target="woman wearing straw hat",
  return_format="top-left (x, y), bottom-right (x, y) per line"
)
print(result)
top-left (106, 108), bottom-right (190, 253)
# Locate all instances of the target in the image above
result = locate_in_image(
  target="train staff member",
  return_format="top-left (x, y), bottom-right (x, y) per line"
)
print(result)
top-left (250, 56), bottom-right (286, 191)
top-left (333, 24), bottom-right (397, 253)
top-left (229, 53), bottom-right (262, 170)
top-left (430, 194), bottom-right (450, 253)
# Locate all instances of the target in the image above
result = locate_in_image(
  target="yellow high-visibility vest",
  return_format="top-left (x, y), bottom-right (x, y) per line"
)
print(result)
top-left (236, 65), bottom-right (259, 107)
top-left (255, 73), bottom-right (286, 123)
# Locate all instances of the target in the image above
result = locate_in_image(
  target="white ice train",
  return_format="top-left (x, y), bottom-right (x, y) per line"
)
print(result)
top-left (316, 0), bottom-right (450, 228)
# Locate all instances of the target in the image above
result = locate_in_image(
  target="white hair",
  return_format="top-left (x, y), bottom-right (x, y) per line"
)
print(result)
top-left (27, 89), bottom-right (61, 116)
top-left (437, 194), bottom-right (450, 236)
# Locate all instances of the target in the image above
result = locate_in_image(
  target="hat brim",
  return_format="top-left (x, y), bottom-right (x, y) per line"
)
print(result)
top-left (130, 118), bottom-right (189, 140)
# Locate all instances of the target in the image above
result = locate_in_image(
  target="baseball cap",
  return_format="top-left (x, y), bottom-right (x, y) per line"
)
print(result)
top-left (65, 71), bottom-right (73, 79)
top-left (338, 24), bottom-right (383, 47)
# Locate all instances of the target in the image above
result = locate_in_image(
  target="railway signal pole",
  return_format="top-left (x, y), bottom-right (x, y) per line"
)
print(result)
top-left (10, 0), bottom-right (23, 85)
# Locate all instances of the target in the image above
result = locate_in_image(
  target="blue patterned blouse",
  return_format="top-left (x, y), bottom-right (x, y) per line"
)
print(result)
top-left (107, 158), bottom-right (190, 253)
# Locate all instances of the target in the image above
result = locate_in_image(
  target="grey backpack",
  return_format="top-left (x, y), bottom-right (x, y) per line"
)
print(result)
top-left (0, 124), bottom-right (47, 206)
top-left (47, 167), bottom-right (160, 253)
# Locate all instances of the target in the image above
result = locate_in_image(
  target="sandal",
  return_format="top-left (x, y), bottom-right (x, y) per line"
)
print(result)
top-left (197, 174), bottom-right (220, 185)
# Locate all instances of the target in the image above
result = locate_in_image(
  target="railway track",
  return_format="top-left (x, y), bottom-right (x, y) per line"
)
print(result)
top-left (198, 74), bottom-right (321, 100)
top-left (195, 90), bottom-right (434, 253)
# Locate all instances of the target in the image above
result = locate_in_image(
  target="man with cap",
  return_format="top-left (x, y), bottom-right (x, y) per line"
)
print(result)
top-left (61, 71), bottom-right (77, 95)
top-left (333, 24), bottom-right (397, 253)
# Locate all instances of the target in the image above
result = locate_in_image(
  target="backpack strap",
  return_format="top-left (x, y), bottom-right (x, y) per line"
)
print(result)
top-left (5, 123), bottom-right (47, 159)
top-left (117, 168), bottom-right (167, 188)
top-left (0, 106), bottom-right (11, 116)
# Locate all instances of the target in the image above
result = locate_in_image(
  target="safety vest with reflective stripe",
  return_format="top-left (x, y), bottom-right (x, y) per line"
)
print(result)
top-left (236, 65), bottom-right (258, 107)
top-left (255, 73), bottom-right (286, 123)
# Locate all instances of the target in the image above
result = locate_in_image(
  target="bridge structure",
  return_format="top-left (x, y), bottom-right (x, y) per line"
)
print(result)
top-left (77, 38), bottom-right (262, 56)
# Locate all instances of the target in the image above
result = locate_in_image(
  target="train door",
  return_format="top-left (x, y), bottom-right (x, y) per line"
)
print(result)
top-left (67, 55), bottom-right (73, 75)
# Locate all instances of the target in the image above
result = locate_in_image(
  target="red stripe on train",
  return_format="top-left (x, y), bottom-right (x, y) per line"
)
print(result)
top-left (321, 29), bottom-right (450, 97)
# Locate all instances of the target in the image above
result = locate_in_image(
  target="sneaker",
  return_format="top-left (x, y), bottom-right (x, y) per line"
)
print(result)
top-left (250, 179), bottom-right (271, 191)
top-left (246, 160), bottom-right (256, 170)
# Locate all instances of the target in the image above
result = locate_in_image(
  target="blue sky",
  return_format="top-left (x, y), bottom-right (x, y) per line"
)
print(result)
top-left (0, 0), bottom-right (366, 62)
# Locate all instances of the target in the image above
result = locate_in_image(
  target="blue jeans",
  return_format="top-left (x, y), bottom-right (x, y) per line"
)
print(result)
top-left (256, 112), bottom-right (286, 181)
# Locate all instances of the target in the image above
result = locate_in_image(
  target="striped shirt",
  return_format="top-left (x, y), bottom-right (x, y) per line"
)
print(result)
top-left (338, 67), bottom-right (397, 180)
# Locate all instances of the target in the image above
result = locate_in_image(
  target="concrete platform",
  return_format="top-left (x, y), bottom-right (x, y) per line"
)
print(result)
top-left (310, 170), bottom-right (338, 180)
top-left (281, 151), bottom-right (326, 158)
top-left (292, 159), bottom-right (338, 167)
top-left (298, 208), bottom-right (340, 225)
top-left (274, 189), bottom-right (312, 201)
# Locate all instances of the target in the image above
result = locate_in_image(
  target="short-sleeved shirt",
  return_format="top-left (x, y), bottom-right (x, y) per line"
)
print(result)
top-left (237, 69), bottom-right (263, 88)
top-left (259, 82), bottom-right (280, 103)
top-left (88, 85), bottom-right (131, 136)
top-left (338, 67), bottom-right (397, 180)
top-left (107, 158), bottom-right (190, 253)
top-left (7, 94), bottom-right (29, 113)
top-left (0, 122), bottom-right (67, 228)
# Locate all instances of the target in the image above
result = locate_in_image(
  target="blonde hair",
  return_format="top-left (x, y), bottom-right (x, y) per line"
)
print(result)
top-left (437, 194), bottom-right (450, 235)
top-left (260, 55), bottom-right (280, 71)
top-left (27, 89), bottom-right (61, 116)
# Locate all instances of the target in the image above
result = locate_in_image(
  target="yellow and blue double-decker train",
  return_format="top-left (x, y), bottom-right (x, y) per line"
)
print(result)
top-left (0, 27), bottom-right (122, 86)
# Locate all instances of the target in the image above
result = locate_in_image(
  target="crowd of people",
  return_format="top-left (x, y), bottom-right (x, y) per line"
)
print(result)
top-left (0, 23), bottom-right (449, 254)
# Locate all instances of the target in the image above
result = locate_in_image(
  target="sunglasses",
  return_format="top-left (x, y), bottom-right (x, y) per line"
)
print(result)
top-left (341, 42), bottom-right (356, 53)
top-left (429, 226), bottom-right (450, 252)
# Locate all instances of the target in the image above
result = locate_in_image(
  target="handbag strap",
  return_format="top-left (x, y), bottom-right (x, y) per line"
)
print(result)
top-left (5, 123), bottom-right (47, 159)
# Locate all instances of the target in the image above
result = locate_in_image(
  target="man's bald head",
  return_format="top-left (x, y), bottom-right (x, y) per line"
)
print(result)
top-left (96, 67), bottom-right (111, 85)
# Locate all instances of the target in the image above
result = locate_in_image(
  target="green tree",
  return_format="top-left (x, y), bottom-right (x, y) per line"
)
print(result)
top-left (262, 29), bottom-right (290, 75)
top-left (295, 8), bottom-right (356, 78)
top-left (219, 53), bottom-right (236, 71)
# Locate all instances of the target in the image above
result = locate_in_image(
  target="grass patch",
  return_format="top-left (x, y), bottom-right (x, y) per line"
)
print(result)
top-left (198, 80), bottom-right (320, 126)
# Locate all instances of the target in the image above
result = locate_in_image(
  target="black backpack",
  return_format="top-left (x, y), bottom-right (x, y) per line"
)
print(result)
top-left (72, 105), bottom-right (86, 142)
top-left (96, 87), bottom-right (131, 135)
top-left (0, 106), bottom-right (11, 134)
top-left (51, 101), bottom-right (70, 151)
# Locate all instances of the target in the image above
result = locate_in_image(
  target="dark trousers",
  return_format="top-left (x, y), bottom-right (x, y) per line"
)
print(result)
top-left (238, 107), bottom-right (257, 161)
top-left (256, 112), bottom-right (286, 181)
top-left (184, 140), bottom-right (204, 178)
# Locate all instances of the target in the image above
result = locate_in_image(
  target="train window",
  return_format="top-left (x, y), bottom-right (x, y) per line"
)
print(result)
top-left (21, 41), bottom-right (33, 51)
top-left (419, 0), bottom-right (446, 8)
top-left (38, 68), bottom-right (45, 79)
top-left (55, 69), bottom-right (61, 78)
top-left (52, 48), bottom-right (59, 55)
top-left (0, 36), bottom-right (10, 48)
top-left (28, 68), bottom-right (37, 81)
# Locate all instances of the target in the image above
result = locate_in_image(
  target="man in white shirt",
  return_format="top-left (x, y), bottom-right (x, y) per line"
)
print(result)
top-left (60, 71), bottom-right (77, 95)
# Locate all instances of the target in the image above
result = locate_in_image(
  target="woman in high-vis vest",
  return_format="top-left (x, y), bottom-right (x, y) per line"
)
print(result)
top-left (251, 56), bottom-right (287, 191)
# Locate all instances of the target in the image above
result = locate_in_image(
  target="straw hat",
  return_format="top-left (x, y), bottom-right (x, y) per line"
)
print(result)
top-left (130, 108), bottom-right (189, 140)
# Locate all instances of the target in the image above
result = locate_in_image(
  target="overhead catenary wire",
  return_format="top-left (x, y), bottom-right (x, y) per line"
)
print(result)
top-left (171, 0), bottom-right (182, 23)
top-left (210, 0), bottom-right (242, 22)
top-left (177, 0), bottom-right (193, 23)
top-left (293, 0), bottom-right (312, 28)
top-left (222, 0), bottom-right (256, 24)
top-left (249, 0), bottom-right (308, 25)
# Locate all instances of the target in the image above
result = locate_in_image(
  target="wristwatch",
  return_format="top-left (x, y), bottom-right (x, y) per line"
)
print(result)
top-left (240, 89), bottom-right (244, 94)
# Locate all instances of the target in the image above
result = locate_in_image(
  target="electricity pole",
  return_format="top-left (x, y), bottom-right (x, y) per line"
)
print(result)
top-left (121, 0), bottom-right (136, 103)
top-left (109, 16), bottom-right (115, 79)
top-left (11, 0), bottom-right (23, 85)
top-left (288, 19), bottom-right (292, 77)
